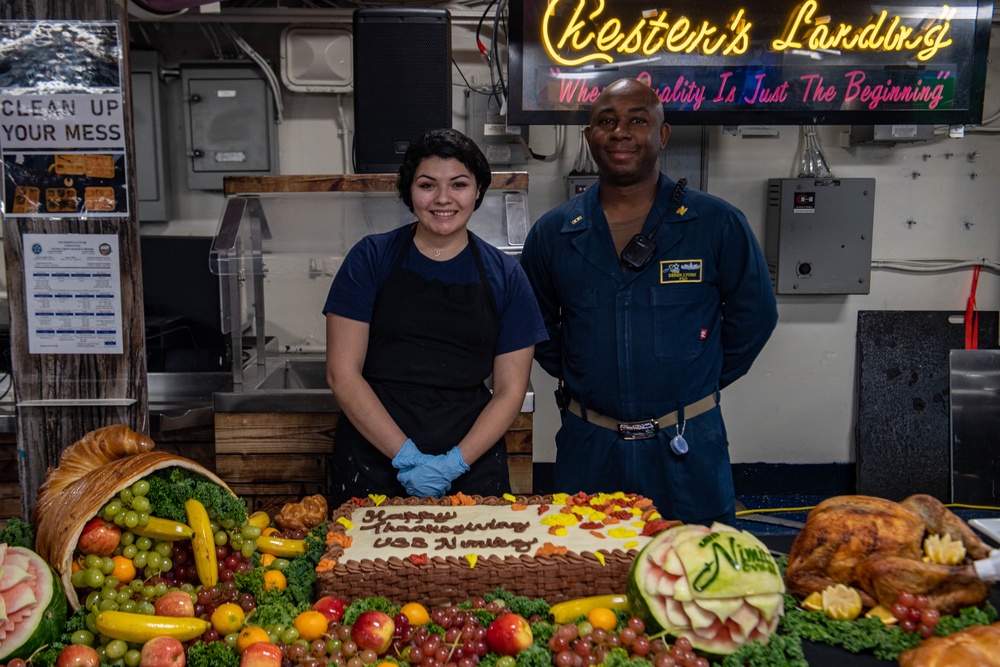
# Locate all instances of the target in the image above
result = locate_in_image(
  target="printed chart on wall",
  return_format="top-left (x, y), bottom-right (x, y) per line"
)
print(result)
top-left (0, 21), bottom-right (129, 218)
top-left (22, 234), bottom-right (123, 354)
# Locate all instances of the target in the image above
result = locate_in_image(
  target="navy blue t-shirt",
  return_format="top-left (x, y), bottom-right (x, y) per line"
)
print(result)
top-left (323, 225), bottom-right (547, 356)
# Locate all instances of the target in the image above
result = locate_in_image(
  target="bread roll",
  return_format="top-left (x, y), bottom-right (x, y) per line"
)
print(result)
top-left (898, 622), bottom-right (1000, 667)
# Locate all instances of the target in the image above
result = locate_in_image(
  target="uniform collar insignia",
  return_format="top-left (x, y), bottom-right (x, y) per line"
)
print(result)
top-left (676, 206), bottom-right (688, 216)
top-left (570, 215), bottom-right (583, 225)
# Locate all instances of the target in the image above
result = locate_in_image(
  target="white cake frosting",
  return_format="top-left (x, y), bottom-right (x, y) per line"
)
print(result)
top-left (336, 493), bottom-right (658, 563)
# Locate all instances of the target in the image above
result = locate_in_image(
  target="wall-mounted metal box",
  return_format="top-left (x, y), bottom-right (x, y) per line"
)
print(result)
top-left (765, 178), bottom-right (876, 295)
top-left (131, 51), bottom-right (172, 221)
top-left (181, 63), bottom-right (278, 190)
top-left (849, 125), bottom-right (935, 145)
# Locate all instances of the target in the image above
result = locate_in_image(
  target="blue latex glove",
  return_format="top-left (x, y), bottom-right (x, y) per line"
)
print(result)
top-left (397, 446), bottom-right (470, 498)
top-left (391, 438), bottom-right (436, 471)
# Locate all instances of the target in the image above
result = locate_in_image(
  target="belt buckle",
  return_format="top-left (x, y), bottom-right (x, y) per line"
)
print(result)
top-left (618, 420), bottom-right (658, 440)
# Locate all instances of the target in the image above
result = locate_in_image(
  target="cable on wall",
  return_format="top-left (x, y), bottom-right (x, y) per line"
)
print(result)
top-left (218, 23), bottom-right (284, 124)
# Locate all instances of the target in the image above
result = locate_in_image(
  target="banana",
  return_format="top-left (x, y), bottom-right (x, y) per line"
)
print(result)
top-left (248, 510), bottom-right (271, 529)
top-left (255, 534), bottom-right (307, 558)
top-left (95, 610), bottom-right (211, 642)
top-left (132, 516), bottom-right (194, 541)
top-left (548, 594), bottom-right (630, 624)
top-left (185, 498), bottom-right (218, 586)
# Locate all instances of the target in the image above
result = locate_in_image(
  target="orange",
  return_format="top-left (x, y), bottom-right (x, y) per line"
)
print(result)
top-left (236, 625), bottom-right (271, 654)
top-left (263, 569), bottom-right (287, 592)
top-left (400, 602), bottom-right (430, 626)
top-left (111, 555), bottom-right (137, 583)
top-left (212, 602), bottom-right (246, 634)
top-left (262, 527), bottom-right (280, 537)
top-left (377, 662), bottom-right (396, 667)
top-left (293, 610), bottom-right (330, 642)
top-left (261, 553), bottom-right (276, 568)
top-left (587, 606), bottom-right (618, 632)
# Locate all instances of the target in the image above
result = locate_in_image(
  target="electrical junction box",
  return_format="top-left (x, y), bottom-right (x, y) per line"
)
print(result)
top-left (466, 90), bottom-right (528, 166)
top-left (567, 174), bottom-right (597, 200)
top-left (130, 51), bottom-right (172, 221)
top-left (181, 62), bottom-right (278, 190)
top-left (849, 125), bottom-right (935, 145)
top-left (765, 178), bottom-right (876, 294)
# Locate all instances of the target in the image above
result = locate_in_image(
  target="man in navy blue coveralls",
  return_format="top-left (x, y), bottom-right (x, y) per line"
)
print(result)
top-left (520, 78), bottom-right (778, 526)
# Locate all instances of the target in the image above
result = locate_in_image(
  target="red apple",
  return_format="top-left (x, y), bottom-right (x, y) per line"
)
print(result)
top-left (350, 610), bottom-right (395, 654)
top-left (240, 641), bottom-right (283, 667)
top-left (140, 636), bottom-right (185, 667)
top-left (311, 595), bottom-right (347, 623)
top-left (55, 644), bottom-right (101, 667)
top-left (154, 590), bottom-right (195, 617)
top-left (77, 517), bottom-right (121, 556)
top-left (486, 613), bottom-right (533, 656)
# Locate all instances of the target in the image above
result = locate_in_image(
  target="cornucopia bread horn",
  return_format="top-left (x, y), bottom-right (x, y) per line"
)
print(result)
top-left (32, 424), bottom-right (235, 610)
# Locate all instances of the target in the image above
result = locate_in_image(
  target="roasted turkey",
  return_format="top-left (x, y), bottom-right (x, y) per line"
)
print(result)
top-left (784, 494), bottom-right (994, 615)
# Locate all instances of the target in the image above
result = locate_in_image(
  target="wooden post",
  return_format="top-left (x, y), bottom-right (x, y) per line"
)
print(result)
top-left (0, 0), bottom-right (148, 519)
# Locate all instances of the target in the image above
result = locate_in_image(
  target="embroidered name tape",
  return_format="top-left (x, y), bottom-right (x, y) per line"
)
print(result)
top-left (660, 259), bottom-right (703, 284)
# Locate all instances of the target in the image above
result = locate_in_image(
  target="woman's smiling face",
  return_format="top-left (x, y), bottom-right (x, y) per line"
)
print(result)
top-left (410, 156), bottom-right (479, 239)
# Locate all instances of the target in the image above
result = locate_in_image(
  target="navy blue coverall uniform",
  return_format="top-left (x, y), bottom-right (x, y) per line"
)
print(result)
top-left (520, 174), bottom-right (778, 525)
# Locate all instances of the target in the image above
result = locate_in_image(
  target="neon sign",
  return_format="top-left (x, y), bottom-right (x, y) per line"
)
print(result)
top-left (509, 0), bottom-right (992, 125)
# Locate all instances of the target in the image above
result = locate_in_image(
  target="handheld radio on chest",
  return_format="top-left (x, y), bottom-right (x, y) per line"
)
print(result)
top-left (620, 178), bottom-right (687, 271)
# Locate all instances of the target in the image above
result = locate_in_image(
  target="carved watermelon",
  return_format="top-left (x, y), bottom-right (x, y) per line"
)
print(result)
top-left (627, 523), bottom-right (785, 655)
top-left (0, 544), bottom-right (67, 662)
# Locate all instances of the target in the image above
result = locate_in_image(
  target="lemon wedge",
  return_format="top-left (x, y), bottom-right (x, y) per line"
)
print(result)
top-left (802, 591), bottom-right (823, 611)
top-left (864, 605), bottom-right (899, 625)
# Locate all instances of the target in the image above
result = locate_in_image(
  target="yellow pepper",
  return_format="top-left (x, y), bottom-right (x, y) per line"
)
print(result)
top-left (185, 498), bottom-right (218, 587)
top-left (132, 516), bottom-right (193, 542)
top-left (95, 610), bottom-right (211, 642)
top-left (255, 534), bottom-right (307, 558)
top-left (548, 594), bottom-right (630, 624)
top-left (247, 510), bottom-right (271, 529)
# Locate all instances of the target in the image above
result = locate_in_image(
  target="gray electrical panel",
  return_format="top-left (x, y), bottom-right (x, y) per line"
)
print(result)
top-left (765, 178), bottom-right (875, 294)
top-left (181, 63), bottom-right (278, 190)
top-left (131, 51), bottom-right (172, 221)
top-left (465, 90), bottom-right (529, 166)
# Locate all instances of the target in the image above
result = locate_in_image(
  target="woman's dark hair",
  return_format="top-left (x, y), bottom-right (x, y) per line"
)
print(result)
top-left (397, 128), bottom-right (492, 211)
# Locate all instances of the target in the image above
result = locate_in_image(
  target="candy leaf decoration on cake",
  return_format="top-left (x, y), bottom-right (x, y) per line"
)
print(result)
top-left (627, 522), bottom-right (786, 656)
top-left (466, 554), bottom-right (478, 568)
top-left (369, 494), bottom-right (387, 506)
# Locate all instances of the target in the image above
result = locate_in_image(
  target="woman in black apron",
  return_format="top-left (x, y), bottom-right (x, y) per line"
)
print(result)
top-left (323, 129), bottom-right (544, 504)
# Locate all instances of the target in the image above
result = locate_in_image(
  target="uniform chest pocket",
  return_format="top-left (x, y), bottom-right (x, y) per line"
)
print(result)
top-left (561, 287), bottom-right (602, 366)
top-left (651, 285), bottom-right (712, 361)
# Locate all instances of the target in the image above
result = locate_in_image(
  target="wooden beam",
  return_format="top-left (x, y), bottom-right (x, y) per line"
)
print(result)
top-left (224, 172), bottom-right (530, 196)
top-left (0, 1), bottom-right (148, 519)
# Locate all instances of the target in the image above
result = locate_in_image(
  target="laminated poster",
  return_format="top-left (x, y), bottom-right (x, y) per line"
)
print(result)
top-left (23, 233), bottom-right (123, 354)
top-left (0, 21), bottom-right (129, 217)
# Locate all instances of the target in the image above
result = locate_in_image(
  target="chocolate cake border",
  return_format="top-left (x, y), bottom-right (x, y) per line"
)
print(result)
top-left (317, 495), bottom-right (643, 606)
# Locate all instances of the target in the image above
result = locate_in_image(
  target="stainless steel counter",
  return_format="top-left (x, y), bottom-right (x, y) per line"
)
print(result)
top-left (214, 355), bottom-right (535, 414)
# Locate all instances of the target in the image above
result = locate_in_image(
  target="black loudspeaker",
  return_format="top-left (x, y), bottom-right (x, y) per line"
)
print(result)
top-left (353, 8), bottom-right (452, 174)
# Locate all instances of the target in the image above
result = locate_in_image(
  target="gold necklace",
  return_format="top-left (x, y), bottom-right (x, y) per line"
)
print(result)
top-left (418, 237), bottom-right (466, 258)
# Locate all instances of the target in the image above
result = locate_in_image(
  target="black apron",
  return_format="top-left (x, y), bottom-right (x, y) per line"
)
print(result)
top-left (329, 227), bottom-right (510, 504)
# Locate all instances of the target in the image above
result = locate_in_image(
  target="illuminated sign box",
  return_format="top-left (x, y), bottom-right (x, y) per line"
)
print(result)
top-left (509, 0), bottom-right (992, 125)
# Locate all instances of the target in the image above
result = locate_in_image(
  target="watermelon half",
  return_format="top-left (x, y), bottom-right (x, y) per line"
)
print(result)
top-left (627, 523), bottom-right (785, 655)
top-left (0, 543), bottom-right (68, 662)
